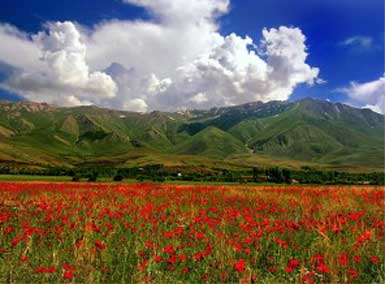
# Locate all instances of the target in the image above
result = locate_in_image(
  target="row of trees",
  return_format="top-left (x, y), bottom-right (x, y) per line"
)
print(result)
top-left (0, 165), bottom-right (383, 185)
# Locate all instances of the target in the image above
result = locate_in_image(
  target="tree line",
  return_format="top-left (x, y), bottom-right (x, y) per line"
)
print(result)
top-left (0, 164), bottom-right (383, 185)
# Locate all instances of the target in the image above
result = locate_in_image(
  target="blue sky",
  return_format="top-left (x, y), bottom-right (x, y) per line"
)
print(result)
top-left (0, 0), bottom-right (383, 112)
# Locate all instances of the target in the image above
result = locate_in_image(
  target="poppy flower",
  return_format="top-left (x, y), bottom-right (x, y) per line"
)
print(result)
top-left (163, 245), bottom-right (175, 255)
top-left (288, 258), bottom-right (300, 267)
top-left (370, 256), bottom-right (379, 263)
top-left (95, 240), bottom-right (106, 250)
top-left (348, 269), bottom-right (358, 278)
top-left (338, 254), bottom-right (349, 265)
top-left (234, 259), bottom-right (246, 273)
top-left (63, 271), bottom-right (74, 279)
top-left (62, 264), bottom-right (73, 271)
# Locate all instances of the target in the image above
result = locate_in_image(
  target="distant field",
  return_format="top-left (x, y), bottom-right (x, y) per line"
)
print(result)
top-left (0, 175), bottom-right (73, 182)
top-left (0, 182), bottom-right (383, 283)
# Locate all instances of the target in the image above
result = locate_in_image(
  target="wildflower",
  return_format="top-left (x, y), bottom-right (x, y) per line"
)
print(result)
top-left (46, 266), bottom-right (57, 273)
top-left (332, 225), bottom-right (342, 233)
top-left (234, 259), bottom-right (246, 273)
top-left (95, 240), bottom-right (106, 250)
top-left (163, 245), bottom-right (175, 255)
top-left (154, 255), bottom-right (162, 262)
top-left (63, 271), bottom-right (73, 279)
top-left (11, 237), bottom-right (20, 246)
top-left (338, 253), bottom-right (349, 265)
top-left (137, 260), bottom-right (149, 271)
top-left (179, 254), bottom-right (188, 262)
top-left (35, 266), bottom-right (57, 273)
top-left (194, 252), bottom-right (203, 261)
top-left (196, 233), bottom-right (205, 240)
top-left (316, 263), bottom-right (331, 273)
top-left (62, 264), bottom-right (73, 271)
top-left (370, 256), bottom-right (379, 263)
top-left (288, 258), bottom-right (300, 268)
top-left (347, 212), bottom-right (364, 221)
top-left (4, 226), bottom-right (13, 234)
top-left (303, 271), bottom-right (316, 284)
top-left (348, 269), bottom-right (358, 278)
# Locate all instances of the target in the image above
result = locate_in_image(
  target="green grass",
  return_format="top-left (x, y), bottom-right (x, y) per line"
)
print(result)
top-left (0, 175), bottom-right (73, 182)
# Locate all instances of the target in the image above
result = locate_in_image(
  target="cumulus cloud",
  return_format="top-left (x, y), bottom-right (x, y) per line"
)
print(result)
top-left (340, 76), bottom-right (385, 114)
top-left (0, 0), bottom-right (320, 111)
top-left (144, 27), bottom-right (319, 110)
top-left (1, 22), bottom-right (117, 106)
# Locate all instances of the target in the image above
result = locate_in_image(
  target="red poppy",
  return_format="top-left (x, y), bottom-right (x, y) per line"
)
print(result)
top-left (95, 240), bottom-right (106, 250)
top-left (370, 256), bottom-right (379, 263)
top-left (348, 269), bottom-right (358, 278)
top-left (338, 254), bottom-right (349, 265)
top-left (63, 270), bottom-right (74, 279)
top-left (163, 245), bottom-right (175, 255)
top-left (62, 264), bottom-right (73, 271)
top-left (234, 259), bottom-right (246, 273)
top-left (288, 258), bottom-right (300, 267)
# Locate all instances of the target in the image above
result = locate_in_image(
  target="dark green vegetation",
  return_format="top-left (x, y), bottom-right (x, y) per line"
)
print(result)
top-left (0, 98), bottom-right (383, 175)
top-left (0, 165), bottom-right (384, 185)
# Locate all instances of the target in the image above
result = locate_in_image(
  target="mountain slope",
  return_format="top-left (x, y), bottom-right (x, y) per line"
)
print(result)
top-left (0, 99), bottom-right (383, 171)
top-left (175, 126), bottom-right (249, 158)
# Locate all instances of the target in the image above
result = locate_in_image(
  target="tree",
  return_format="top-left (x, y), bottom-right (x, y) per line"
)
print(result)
top-left (113, 175), bottom-right (124, 182)
top-left (88, 171), bottom-right (99, 182)
top-left (72, 174), bottom-right (80, 182)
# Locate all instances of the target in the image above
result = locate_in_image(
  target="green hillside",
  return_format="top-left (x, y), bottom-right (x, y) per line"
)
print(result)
top-left (0, 98), bottom-right (383, 172)
top-left (175, 126), bottom-right (250, 158)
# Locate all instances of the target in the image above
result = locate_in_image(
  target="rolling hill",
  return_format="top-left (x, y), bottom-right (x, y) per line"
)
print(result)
top-left (0, 98), bottom-right (383, 172)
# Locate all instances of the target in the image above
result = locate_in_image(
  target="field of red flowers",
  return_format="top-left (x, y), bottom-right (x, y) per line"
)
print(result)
top-left (0, 182), bottom-right (384, 283)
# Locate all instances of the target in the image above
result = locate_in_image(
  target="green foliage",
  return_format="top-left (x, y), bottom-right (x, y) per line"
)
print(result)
top-left (87, 171), bottom-right (99, 182)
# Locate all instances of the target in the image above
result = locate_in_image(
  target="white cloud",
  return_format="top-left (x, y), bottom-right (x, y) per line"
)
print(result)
top-left (190, 93), bottom-right (209, 104)
top-left (1, 21), bottom-right (117, 106)
top-left (123, 98), bottom-right (148, 112)
top-left (0, 0), bottom-right (320, 111)
top-left (341, 36), bottom-right (373, 49)
top-left (340, 76), bottom-right (385, 114)
top-left (147, 27), bottom-right (319, 110)
top-left (0, 24), bottom-right (43, 72)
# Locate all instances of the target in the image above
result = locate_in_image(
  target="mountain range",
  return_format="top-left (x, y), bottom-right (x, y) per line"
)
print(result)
top-left (0, 98), bottom-right (383, 172)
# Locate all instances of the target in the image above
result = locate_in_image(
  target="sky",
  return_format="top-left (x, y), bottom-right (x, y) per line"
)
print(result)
top-left (0, 0), bottom-right (384, 113)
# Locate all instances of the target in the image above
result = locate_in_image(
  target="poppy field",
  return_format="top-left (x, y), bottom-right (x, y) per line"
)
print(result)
top-left (0, 182), bottom-right (384, 283)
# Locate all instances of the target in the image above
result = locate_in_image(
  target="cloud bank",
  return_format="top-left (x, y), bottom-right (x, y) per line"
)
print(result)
top-left (0, 0), bottom-right (320, 111)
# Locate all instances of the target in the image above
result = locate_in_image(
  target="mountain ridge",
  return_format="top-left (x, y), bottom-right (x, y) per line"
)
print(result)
top-left (0, 98), bottom-right (383, 172)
